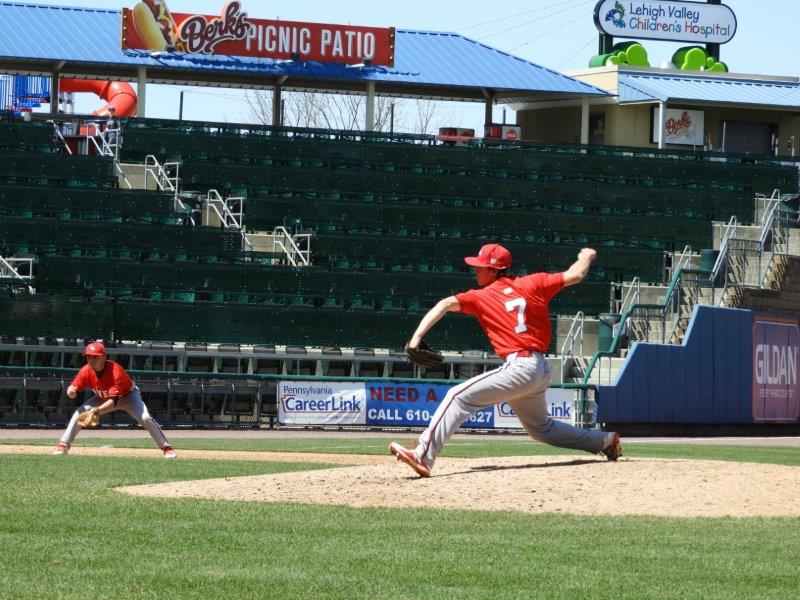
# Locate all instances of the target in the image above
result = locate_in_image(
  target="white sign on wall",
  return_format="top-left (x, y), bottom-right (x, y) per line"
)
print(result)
top-left (494, 388), bottom-right (577, 428)
top-left (651, 107), bottom-right (705, 146)
top-left (594, 0), bottom-right (736, 44)
top-left (278, 381), bottom-right (367, 425)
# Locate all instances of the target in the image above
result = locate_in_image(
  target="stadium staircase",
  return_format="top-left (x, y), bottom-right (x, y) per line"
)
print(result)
top-left (570, 190), bottom-right (800, 390)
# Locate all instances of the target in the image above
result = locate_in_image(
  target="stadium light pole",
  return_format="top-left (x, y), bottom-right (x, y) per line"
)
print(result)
top-left (179, 90), bottom-right (184, 121)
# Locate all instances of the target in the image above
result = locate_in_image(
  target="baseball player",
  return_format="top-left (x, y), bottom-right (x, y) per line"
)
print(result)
top-left (52, 342), bottom-right (177, 458)
top-left (389, 243), bottom-right (621, 477)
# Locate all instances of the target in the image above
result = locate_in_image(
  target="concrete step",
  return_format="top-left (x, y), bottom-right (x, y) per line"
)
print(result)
top-left (116, 163), bottom-right (157, 190)
top-left (555, 316), bottom-right (599, 356)
top-left (565, 355), bottom-right (625, 386)
top-left (713, 223), bottom-right (759, 250)
top-left (244, 232), bottom-right (275, 253)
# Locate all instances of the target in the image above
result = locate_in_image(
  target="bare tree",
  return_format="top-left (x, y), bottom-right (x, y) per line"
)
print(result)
top-left (409, 99), bottom-right (457, 135)
top-left (245, 90), bottom-right (404, 132)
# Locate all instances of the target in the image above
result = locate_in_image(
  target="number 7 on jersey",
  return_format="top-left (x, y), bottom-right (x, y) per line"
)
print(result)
top-left (504, 297), bottom-right (528, 333)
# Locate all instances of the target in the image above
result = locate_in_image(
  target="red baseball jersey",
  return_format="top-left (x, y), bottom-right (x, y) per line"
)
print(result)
top-left (70, 360), bottom-right (134, 400)
top-left (456, 273), bottom-right (564, 358)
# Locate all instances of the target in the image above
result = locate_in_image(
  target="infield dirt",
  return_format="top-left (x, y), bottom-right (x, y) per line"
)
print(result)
top-left (2, 444), bottom-right (795, 518)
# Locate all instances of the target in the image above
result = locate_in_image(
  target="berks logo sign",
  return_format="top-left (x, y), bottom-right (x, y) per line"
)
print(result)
top-left (179, 1), bottom-right (251, 54)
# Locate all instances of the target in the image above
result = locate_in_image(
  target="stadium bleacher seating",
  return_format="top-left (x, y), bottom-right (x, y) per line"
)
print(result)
top-left (0, 117), bottom-right (797, 366)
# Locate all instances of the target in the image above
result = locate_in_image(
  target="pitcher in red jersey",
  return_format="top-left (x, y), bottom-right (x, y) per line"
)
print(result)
top-left (52, 342), bottom-right (176, 458)
top-left (389, 244), bottom-right (621, 477)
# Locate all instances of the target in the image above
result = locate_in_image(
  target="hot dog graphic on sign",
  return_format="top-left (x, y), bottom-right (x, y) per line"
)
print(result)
top-left (127, 0), bottom-right (187, 51)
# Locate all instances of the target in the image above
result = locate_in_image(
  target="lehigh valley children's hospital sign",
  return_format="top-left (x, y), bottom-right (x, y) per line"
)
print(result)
top-left (122, 1), bottom-right (395, 66)
top-left (594, 0), bottom-right (736, 44)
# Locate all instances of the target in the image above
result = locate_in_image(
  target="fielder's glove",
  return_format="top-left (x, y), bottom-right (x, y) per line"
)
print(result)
top-left (77, 409), bottom-right (100, 429)
top-left (405, 341), bottom-right (443, 369)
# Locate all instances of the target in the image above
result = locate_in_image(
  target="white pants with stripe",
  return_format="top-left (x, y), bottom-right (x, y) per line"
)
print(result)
top-left (60, 386), bottom-right (171, 449)
top-left (414, 353), bottom-right (606, 468)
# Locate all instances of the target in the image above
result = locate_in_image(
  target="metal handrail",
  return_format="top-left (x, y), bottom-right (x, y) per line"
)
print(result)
top-left (709, 214), bottom-right (738, 285)
top-left (272, 226), bottom-right (311, 267)
top-left (618, 277), bottom-right (640, 315)
top-left (675, 244), bottom-right (693, 272)
top-left (47, 120), bottom-right (73, 155)
top-left (144, 155), bottom-right (180, 194)
top-left (242, 232), bottom-right (256, 252)
top-left (0, 256), bottom-right (35, 293)
top-left (114, 161), bottom-right (133, 189)
top-left (84, 125), bottom-right (119, 159)
top-left (758, 193), bottom-right (782, 248)
top-left (205, 189), bottom-right (244, 229)
top-left (558, 311), bottom-right (584, 383)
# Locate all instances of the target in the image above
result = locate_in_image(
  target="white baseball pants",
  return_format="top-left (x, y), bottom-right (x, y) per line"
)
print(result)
top-left (413, 353), bottom-right (606, 468)
top-left (60, 386), bottom-right (171, 449)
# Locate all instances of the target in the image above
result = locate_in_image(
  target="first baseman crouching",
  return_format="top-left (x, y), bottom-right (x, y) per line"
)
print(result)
top-left (53, 342), bottom-right (176, 458)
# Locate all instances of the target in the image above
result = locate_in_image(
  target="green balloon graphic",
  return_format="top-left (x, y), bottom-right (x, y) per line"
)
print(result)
top-left (589, 53), bottom-right (612, 68)
top-left (625, 43), bottom-right (649, 67)
top-left (681, 47), bottom-right (707, 70)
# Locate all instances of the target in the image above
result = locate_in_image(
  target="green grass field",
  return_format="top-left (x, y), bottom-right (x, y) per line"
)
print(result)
top-left (1, 438), bottom-right (799, 599)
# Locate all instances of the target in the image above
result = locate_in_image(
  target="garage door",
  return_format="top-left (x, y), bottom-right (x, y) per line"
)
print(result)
top-left (722, 121), bottom-right (775, 155)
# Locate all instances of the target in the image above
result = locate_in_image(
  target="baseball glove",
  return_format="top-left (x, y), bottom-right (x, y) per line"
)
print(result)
top-left (77, 409), bottom-right (100, 429)
top-left (405, 341), bottom-right (443, 369)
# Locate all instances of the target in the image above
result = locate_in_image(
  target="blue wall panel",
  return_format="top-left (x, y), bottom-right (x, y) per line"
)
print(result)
top-left (598, 306), bottom-right (756, 424)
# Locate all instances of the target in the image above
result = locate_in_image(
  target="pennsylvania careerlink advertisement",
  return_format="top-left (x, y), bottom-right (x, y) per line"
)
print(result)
top-left (278, 381), bottom-right (576, 428)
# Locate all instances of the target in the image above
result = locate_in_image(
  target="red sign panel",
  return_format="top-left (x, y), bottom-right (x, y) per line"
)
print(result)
top-left (122, 1), bottom-right (395, 67)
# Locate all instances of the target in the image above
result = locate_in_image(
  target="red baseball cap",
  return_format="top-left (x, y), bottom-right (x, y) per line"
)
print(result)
top-left (83, 342), bottom-right (106, 357)
top-left (464, 243), bottom-right (512, 270)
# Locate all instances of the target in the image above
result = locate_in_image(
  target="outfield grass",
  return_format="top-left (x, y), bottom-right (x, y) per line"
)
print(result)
top-left (0, 441), bottom-right (798, 599)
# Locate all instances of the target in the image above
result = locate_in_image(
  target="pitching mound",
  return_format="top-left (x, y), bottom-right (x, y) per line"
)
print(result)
top-left (117, 454), bottom-right (800, 518)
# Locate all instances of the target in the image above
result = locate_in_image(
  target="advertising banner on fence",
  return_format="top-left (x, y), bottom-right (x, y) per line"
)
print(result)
top-left (122, 1), bottom-right (395, 66)
top-left (594, 0), bottom-right (736, 44)
top-left (494, 387), bottom-right (577, 428)
top-left (752, 315), bottom-right (800, 423)
top-left (278, 381), bottom-right (367, 426)
top-left (278, 380), bottom-right (577, 429)
top-left (365, 381), bottom-right (495, 429)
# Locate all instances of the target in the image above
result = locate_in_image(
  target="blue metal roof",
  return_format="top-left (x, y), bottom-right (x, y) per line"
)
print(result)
top-left (0, 2), bottom-right (606, 98)
top-left (618, 72), bottom-right (800, 109)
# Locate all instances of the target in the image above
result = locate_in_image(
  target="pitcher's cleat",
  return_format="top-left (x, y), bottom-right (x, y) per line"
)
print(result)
top-left (389, 442), bottom-right (430, 477)
top-left (52, 441), bottom-right (69, 456)
top-left (601, 432), bottom-right (622, 461)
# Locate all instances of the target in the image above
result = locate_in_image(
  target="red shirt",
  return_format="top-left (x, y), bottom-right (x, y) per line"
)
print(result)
top-left (456, 273), bottom-right (564, 358)
top-left (70, 360), bottom-right (134, 400)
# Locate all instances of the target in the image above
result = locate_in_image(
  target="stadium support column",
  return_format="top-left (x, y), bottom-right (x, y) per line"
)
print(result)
top-left (483, 89), bottom-right (493, 131)
top-left (49, 71), bottom-right (59, 117)
top-left (365, 81), bottom-right (376, 132)
top-left (273, 76), bottom-right (287, 127)
top-left (657, 101), bottom-right (666, 149)
top-left (136, 67), bottom-right (146, 117)
top-left (580, 97), bottom-right (589, 145)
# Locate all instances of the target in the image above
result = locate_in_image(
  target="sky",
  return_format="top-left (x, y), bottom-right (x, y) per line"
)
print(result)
top-left (21, 0), bottom-right (800, 132)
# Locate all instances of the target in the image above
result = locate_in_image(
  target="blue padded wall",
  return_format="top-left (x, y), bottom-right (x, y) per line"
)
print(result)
top-left (597, 305), bottom-right (755, 424)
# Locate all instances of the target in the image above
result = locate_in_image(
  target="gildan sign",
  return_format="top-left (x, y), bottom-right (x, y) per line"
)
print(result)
top-left (594, 1), bottom-right (736, 44)
top-left (651, 108), bottom-right (704, 146)
top-left (752, 316), bottom-right (800, 423)
top-left (122, 1), bottom-right (395, 66)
